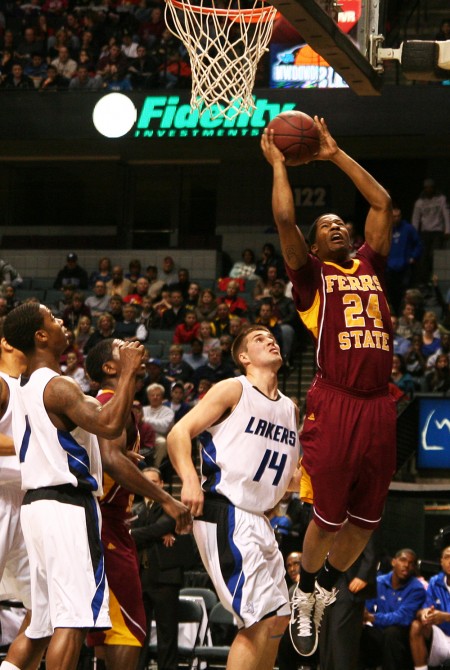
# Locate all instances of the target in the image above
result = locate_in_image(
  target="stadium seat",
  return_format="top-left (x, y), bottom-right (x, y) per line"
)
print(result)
top-left (193, 602), bottom-right (237, 666)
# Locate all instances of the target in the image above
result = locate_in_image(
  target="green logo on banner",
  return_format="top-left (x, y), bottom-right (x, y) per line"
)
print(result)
top-left (134, 96), bottom-right (297, 138)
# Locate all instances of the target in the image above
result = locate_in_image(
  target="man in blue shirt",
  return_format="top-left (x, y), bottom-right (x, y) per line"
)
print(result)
top-left (410, 545), bottom-right (450, 670)
top-left (387, 207), bottom-right (422, 315)
top-left (359, 548), bottom-right (426, 670)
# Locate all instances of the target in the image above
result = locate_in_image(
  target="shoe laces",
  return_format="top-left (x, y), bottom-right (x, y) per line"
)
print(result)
top-left (313, 583), bottom-right (337, 633)
top-left (291, 587), bottom-right (316, 637)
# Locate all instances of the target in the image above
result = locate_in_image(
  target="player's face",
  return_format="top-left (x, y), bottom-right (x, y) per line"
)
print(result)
top-left (242, 330), bottom-right (282, 370)
top-left (40, 305), bottom-right (70, 351)
top-left (312, 215), bottom-right (350, 262)
top-left (440, 547), bottom-right (450, 576)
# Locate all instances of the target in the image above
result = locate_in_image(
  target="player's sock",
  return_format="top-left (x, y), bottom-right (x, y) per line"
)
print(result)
top-left (316, 557), bottom-right (343, 591)
top-left (298, 564), bottom-right (318, 593)
top-left (414, 666), bottom-right (427, 670)
top-left (0, 662), bottom-right (22, 669)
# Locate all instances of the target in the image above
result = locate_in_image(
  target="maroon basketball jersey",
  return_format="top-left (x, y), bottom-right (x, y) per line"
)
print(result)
top-left (287, 243), bottom-right (393, 391)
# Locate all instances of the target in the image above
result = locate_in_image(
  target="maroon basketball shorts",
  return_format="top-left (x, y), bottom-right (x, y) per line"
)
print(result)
top-left (300, 377), bottom-right (397, 531)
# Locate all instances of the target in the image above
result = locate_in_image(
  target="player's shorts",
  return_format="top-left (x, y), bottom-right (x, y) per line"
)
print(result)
top-left (21, 485), bottom-right (110, 638)
top-left (87, 513), bottom-right (146, 647)
top-left (429, 625), bottom-right (450, 666)
top-left (0, 483), bottom-right (31, 609)
top-left (300, 377), bottom-right (397, 531)
top-left (194, 494), bottom-right (290, 629)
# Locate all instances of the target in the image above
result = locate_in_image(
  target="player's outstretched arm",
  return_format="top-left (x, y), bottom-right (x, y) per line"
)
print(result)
top-left (261, 129), bottom-right (309, 270)
top-left (45, 341), bottom-right (145, 439)
top-left (167, 378), bottom-right (242, 517)
top-left (99, 431), bottom-right (192, 534)
top-left (313, 116), bottom-right (393, 256)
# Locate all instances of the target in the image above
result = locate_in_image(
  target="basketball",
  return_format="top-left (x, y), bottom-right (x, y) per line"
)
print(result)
top-left (267, 111), bottom-right (320, 166)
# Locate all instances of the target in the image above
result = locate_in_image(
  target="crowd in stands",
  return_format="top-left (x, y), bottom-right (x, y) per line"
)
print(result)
top-left (0, 0), bottom-right (192, 90)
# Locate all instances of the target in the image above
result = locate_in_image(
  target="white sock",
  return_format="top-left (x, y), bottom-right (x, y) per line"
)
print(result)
top-left (0, 662), bottom-right (22, 670)
top-left (414, 666), bottom-right (427, 670)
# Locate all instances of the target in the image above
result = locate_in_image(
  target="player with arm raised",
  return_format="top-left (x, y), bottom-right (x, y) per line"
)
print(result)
top-left (167, 325), bottom-right (301, 670)
top-left (1, 302), bottom-right (145, 670)
top-left (261, 117), bottom-right (395, 658)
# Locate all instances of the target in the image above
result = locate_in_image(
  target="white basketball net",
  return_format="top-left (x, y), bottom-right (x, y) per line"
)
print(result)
top-left (164, 0), bottom-right (277, 120)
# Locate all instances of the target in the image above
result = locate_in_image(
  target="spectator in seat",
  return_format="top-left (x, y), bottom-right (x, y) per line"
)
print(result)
top-left (1, 62), bottom-right (34, 89)
top-left (163, 345), bottom-right (194, 385)
top-left (142, 383), bottom-right (174, 467)
top-left (114, 304), bottom-right (144, 341)
top-left (96, 43), bottom-right (128, 85)
top-left (39, 64), bottom-right (69, 90)
top-left (182, 338), bottom-right (207, 371)
top-left (160, 290), bottom-right (186, 329)
top-left (191, 346), bottom-right (235, 390)
top-left (159, 255), bottom-right (178, 287)
top-left (106, 265), bottom-right (132, 299)
top-left (89, 256), bottom-right (112, 287)
top-left (173, 311), bottom-right (200, 345)
top-left (51, 45), bottom-right (77, 79)
top-left (217, 280), bottom-right (249, 318)
top-left (194, 288), bottom-right (217, 323)
top-left (85, 281), bottom-right (110, 318)
top-left (124, 278), bottom-right (151, 307)
top-left (24, 53), bottom-right (48, 88)
top-left (62, 291), bottom-right (91, 330)
top-left (145, 265), bottom-right (166, 302)
top-left (197, 320), bottom-right (219, 355)
top-left (128, 44), bottom-right (158, 90)
top-left (229, 248), bottom-right (258, 279)
top-left (359, 548), bottom-right (426, 670)
top-left (53, 252), bottom-right (89, 290)
top-left (84, 313), bottom-right (117, 355)
top-left (424, 353), bottom-right (450, 393)
top-left (163, 381), bottom-right (191, 423)
top-left (410, 544), bottom-right (450, 670)
top-left (69, 64), bottom-right (103, 90)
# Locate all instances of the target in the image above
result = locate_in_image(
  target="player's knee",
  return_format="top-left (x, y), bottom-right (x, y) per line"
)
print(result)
top-left (266, 614), bottom-right (289, 638)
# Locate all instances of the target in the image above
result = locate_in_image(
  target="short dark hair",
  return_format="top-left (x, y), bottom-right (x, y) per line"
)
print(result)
top-left (4, 303), bottom-right (44, 354)
top-left (85, 338), bottom-right (114, 384)
top-left (231, 324), bottom-right (271, 375)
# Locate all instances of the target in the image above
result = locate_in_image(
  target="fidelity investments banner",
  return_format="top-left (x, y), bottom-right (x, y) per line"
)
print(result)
top-left (134, 96), bottom-right (297, 139)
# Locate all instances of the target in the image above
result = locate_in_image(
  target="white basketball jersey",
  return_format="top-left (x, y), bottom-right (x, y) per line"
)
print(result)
top-left (11, 367), bottom-right (103, 495)
top-left (0, 371), bottom-right (21, 486)
top-left (199, 375), bottom-right (299, 513)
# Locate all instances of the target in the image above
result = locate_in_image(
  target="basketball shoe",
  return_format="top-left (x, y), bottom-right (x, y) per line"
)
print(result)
top-left (289, 585), bottom-right (317, 656)
top-left (313, 582), bottom-right (337, 638)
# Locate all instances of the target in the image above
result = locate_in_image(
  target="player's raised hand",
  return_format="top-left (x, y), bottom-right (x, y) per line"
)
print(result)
top-left (162, 497), bottom-right (193, 535)
top-left (181, 478), bottom-right (204, 518)
top-left (115, 339), bottom-right (145, 375)
top-left (313, 116), bottom-right (339, 161)
top-left (261, 128), bottom-right (285, 166)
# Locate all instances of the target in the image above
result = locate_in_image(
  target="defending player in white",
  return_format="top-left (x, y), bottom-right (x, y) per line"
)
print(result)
top-left (167, 325), bottom-right (301, 670)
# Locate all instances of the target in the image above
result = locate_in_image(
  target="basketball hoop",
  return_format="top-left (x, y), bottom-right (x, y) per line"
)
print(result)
top-left (164, 0), bottom-right (277, 120)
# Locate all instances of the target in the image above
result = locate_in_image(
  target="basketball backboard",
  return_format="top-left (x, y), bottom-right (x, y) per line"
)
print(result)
top-left (269, 0), bottom-right (383, 94)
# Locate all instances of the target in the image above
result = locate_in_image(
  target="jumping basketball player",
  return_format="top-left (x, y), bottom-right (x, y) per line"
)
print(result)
top-left (1, 303), bottom-right (144, 670)
top-left (168, 324), bottom-right (301, 670)
top-left (261, 117), bottom-right (395, 657)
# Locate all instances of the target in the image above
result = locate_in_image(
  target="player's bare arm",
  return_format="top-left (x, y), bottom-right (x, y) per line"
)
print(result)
top-left (98, 431), bottom-right (192, 534)
top-left (44, 342), bottom-right (145, 439)
top-left (167, 377), bottom-right (242, 517)
top-left (314, 116), bottom-right (393, 256)
top-left (261, 129), bottom-right (309, 270)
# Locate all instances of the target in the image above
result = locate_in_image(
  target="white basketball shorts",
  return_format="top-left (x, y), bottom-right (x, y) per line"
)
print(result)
top-left (193, 495), bottom-right (290, 629)
top-left (21, 486), bottom-right (111, 638)
top-left (0, 483), bottom-right (31, 609)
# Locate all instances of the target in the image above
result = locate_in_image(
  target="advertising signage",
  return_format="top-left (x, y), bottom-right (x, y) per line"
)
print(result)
top-left (134, 96), bottom-right (298, 138)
